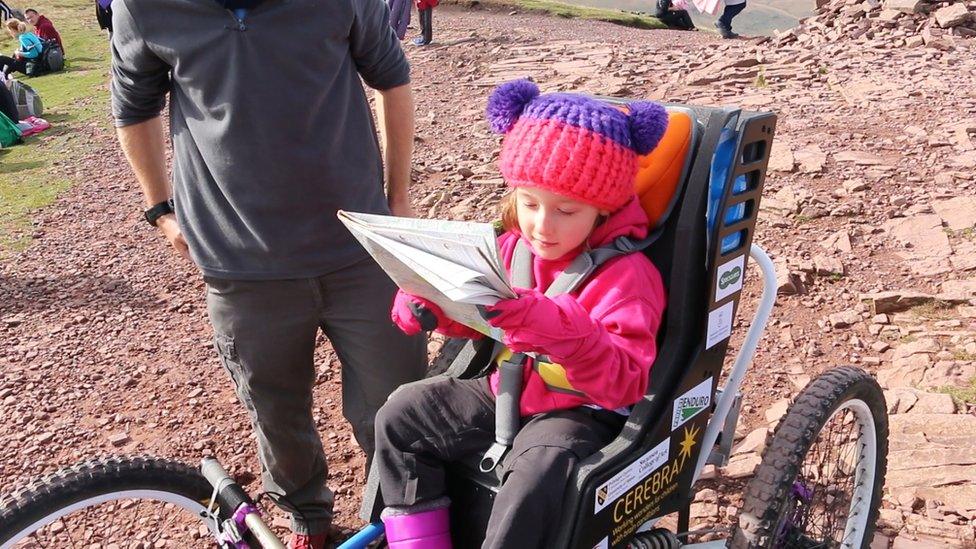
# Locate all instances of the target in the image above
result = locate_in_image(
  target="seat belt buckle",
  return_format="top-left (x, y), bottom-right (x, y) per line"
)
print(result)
top-left (479, 442), bottom-right (509, 473)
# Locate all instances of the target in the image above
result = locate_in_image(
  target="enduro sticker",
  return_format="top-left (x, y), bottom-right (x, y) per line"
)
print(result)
top-left (593, 438), bottom-right (669, 514)
top-left (715, 254), bottom-right (745, 302)
top-left (671, 377), bottom-right (713, 431)
top-left (706, 301), bottom-right (734, 349)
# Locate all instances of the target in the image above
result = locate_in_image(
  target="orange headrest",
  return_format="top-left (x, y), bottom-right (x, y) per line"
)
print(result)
top-left (634, 111), bottom-right (693, 228)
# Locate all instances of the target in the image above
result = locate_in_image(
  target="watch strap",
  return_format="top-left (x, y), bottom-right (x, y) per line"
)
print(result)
top-left (144, 199), bottom-right (174, 227)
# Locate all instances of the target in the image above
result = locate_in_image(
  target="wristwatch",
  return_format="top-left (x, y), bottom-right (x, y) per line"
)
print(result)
top-left (144, 198), bottom-right (175, 227)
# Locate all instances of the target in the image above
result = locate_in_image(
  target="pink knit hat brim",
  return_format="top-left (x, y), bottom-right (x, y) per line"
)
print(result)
top-left (499, 118), bottom-right (638, 212)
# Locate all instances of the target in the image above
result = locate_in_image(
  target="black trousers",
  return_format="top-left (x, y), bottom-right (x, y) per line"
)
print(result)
top-left (658, 9), bottom-right (695, 30)
top-left (719, 2), bottom-right (746, 29)
top-left (0, 55), bottom-right (27, 76)
top-left (0, 79), bottom-right (17, 122)
top-left (375, 376), bottom-right (625, 549)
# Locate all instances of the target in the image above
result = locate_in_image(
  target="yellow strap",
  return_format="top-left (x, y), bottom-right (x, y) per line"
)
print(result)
top-left (496, 347), bottom-right (583, 396)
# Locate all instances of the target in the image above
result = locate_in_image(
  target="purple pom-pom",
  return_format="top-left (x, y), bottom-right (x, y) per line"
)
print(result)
top-left (486, 79), bottom-right (540, 134)
top-left (627, 101), bottom-right (669, 155)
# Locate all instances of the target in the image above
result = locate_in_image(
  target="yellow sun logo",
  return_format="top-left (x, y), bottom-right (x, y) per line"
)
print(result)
top-left (678, 423), bottom-right (700, 461)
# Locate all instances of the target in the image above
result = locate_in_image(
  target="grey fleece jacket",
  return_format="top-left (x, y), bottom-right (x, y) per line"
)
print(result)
top-left (111, 0), bottom-right (410, 279)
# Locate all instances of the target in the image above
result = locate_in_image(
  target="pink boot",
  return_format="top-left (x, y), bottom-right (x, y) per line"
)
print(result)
top-left (382, 506), bottom-right (452, 549)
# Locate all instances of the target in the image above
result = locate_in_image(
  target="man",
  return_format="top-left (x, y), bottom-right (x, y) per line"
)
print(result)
top-left (110, 1), bottom-right (428, 547)
top-left (24, 8), bottom-right (62, 52)
top-left (715, 0), bottom-right (746, 39)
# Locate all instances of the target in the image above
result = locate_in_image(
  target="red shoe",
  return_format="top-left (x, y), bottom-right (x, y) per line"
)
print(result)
top-left (288, 532), bottom-right (328, 549)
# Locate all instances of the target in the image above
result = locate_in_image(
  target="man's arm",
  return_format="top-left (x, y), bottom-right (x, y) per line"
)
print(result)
top-left (375, 83), bottom-right (416, 218)
top-left (117, 117), bottom-right (190, 261)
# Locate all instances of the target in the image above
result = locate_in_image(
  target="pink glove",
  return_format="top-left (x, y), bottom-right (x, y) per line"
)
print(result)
top-left (391, 290), bottom-right (446, 335)
top-left (486, 288), bottom-right (597, 358)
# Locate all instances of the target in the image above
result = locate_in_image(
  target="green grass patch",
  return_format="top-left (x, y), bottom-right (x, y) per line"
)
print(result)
top-left (0, 0), bottom-right (112, 254)
top-left (450, 0), bottom-right (666, 29)
top-left (936, 377), bottom-right (976, 408)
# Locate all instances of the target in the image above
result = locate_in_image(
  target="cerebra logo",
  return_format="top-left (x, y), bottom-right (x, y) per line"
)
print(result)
top-left (671, 377), bottom-right (712, 430)
top-left (719, 266), bottom-right (742, 289)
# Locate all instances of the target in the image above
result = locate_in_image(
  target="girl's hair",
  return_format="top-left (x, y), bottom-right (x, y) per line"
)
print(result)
top-left (499, 192), bottom-right (519, 232)
top-left (5, 19), bottom-right (27, 34)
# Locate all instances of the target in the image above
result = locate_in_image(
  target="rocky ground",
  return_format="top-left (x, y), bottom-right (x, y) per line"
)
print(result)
top-left (1, 0), bottom-right (975, 547)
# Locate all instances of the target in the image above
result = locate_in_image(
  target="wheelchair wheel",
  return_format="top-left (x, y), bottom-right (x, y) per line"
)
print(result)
top-left (0, 456), bottom-right (230, 548)
top-left (730, 367), bottom-right (888, 549)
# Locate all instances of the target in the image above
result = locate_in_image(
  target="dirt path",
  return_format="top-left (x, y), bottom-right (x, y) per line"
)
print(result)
top-left (1, 3), bottom-right (975, 545)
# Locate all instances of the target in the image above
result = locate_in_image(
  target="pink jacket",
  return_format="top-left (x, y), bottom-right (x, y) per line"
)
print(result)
top-left (431, 198), bottom-right (667, 417)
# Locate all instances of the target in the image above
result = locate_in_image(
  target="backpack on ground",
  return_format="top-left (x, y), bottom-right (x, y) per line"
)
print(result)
top-left (0, 111), bottom-right (22, 147)
top-left (43, 41), bottom-right (64, 72)
top-left (27, 39), bottom-right (64, 75)
top-left (6, 79), bottom-right (43, 119)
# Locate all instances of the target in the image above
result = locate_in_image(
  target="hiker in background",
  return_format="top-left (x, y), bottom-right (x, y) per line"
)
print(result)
top-left (95, 0), bottom-right (111, 34)
top-left (414, 0), bottom-right (436, 46)
top-left (388, 0), bottom-right (410, 40)
top-left (655, 0), bottom-right (695, 30)
top-left (25, 8), bottom-right (63, 53)
top-left (0, 19), bottom-right (43, 76)
top-left (715, 0), bottom-right (745, 39)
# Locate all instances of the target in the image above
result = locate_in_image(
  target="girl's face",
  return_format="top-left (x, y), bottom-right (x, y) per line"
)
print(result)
top-left (515, 187), bottom-right (605, 260)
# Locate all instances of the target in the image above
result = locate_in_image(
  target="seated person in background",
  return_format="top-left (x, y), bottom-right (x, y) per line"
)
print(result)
top-left (0, 19), bottom-right (43, 76)
top-left (656, 0), bottom-right (696, 30)
top-left (25, 8), bottom-right (63, 53)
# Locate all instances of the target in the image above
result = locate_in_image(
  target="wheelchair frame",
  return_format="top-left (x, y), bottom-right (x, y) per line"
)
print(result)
top-left (359, 104), bottom-right (779, 549)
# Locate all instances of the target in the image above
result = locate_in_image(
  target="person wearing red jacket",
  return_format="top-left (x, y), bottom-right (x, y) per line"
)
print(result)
top-left (24, 9), bottom-right (63, 53)
top-left (413, 0), bottom-right (437, 45)
top-left (374, 80), bottom-right (670, 549)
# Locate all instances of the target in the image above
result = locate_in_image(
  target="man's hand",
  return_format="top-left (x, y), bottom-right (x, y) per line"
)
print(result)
top-left (156, 214), bottom-right (192, 262)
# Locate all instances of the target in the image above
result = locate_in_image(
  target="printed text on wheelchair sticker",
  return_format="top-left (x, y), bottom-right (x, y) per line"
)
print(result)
top-left (706, 301), bottom-right (734, 349)
top-left (671, 377), bottom-right (713, 431)
top-left (606, 425), bottom-right (701, 546)
top-left (593, 438), bottom-right (669, 514)
top-left (715, 254), bottom-right (745, 302)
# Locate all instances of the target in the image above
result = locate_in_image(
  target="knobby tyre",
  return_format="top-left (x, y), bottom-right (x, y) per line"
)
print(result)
top-left (0, 455), bottom-right (231, 548)
top-left (729, 366), bottom-right (888, 549)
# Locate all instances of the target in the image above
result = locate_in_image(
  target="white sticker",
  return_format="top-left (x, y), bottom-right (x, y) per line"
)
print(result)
top-left (593, 438), bottom-right (669, 514)
top-left (593, 537), bottom-right (610, 549)
top-left (706, 301), bottom-right (735, 349)
top-left (715, 254), bottom-right (746, 302)
top-left (671, 377), bottom-right (713, 431)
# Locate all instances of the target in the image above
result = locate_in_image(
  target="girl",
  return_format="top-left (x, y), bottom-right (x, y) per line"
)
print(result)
top-left (375, 79), bottom-right (670, 549)
top-left (0, 19), bottom-right (43, 76)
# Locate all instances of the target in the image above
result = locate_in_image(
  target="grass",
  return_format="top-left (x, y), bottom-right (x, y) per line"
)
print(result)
top-left (0, 0), bottom-right (112, 254)
top-left (952, 349), bottom-right (976, 362)
top-left (450, 0), bottom-right (667, 29)
top-left (907, 301), bottom-right (957, 321)
top-left (936, 376), bottom-right (976, 408)
top-left (754, 67), bottom-right (768, 88)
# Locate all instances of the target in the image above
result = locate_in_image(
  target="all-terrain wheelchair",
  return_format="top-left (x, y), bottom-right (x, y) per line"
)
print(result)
top-left (0, 102), bottom-right (889, 549)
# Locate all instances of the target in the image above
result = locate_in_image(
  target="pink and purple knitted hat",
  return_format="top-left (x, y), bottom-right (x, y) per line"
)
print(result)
top-left (487, 79), bottom-right (669, 212)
